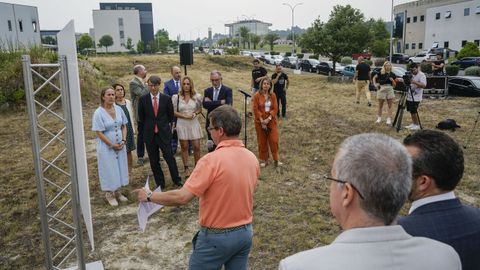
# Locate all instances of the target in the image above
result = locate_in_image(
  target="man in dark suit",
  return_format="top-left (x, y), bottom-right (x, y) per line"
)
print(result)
top-left (138, 75), bottom-right (182, 189)
top-left (399, 130), bottom-right (480, 270)
top-left (163, 66), bottom-right (182, 154)
top-left (130, 65), bottom-right (149, 166)
top-left (203, 70), bottom-right (232, 151)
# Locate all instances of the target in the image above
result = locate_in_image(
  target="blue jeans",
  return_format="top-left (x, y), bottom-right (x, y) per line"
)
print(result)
top-left (189, 224), bottom-right (253, 270)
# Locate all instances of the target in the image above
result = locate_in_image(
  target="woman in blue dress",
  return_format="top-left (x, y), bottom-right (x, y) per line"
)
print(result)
top-left (92, 87), bottom-right (129, 206)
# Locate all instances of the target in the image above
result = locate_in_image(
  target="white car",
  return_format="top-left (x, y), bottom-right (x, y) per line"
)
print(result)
top-left (272, 55), bottom-right (284, 65)
top-left (241, 51), bottom-right (251, 57)
top-left (408, 52), bottom-right (436, 64)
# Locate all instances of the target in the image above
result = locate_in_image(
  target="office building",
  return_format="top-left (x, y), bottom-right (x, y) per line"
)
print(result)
top-left (0, 2), bottom-right (41, 50)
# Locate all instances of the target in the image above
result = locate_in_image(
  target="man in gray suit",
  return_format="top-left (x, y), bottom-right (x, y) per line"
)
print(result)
top-left (130, 64), bottom-right (149, 166)
top-left (279, 133), bottom-right (461, 270)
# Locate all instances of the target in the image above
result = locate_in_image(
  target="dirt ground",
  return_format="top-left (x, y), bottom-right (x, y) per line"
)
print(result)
top-left (1, 55), bottom-right (479, 269)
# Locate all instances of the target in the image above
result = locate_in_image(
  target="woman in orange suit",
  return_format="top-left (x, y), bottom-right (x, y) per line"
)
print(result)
top-left (252, 77), bottom-right (282, 168)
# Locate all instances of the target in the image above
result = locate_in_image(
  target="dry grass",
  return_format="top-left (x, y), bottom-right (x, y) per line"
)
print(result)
top-left (1, 54), bottom-right (479, 269)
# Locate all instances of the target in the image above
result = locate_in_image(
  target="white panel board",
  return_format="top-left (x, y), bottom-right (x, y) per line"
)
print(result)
top-left (57, 20), bottom-right (94, 251)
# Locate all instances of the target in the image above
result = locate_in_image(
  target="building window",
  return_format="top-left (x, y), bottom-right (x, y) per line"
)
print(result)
top-left (420, 15), bottom-right (424, 21)
top-left (407, 17), bottom-right (411, 23)
top-left (464, 8), bottom-right (470, 16)
top-left (7, 20), bottom-right (12, 31)
top-left (412, 43), bottom-right (416, 50)
top-left (474, 40), bottom-right (480, 46)
top-left (105, 5), bottom-right (111, 10)
top-left (419, 43), bottom-right (423, 49)
top-left (19, 20), bottom-right (23, 32)
top-left (445, 11), bottom-right (452, 18)
top-left (406, 43), bottom-right (409, 50)
top-left (462, 40), bottom-right (468, 47)
top-left (413, 16), bottom-right (417, 23)
top-left (32, 21), bottom-right (37, 32)
top-left (119, 30), bottom-right (124, 39)
top-left (436, 12), bottom-right (441, 19)
top-left (476, 6), bottom-right (480, 14)
top-left (444, 41), bottom-right (449, 48)
top-left (118, 18), bottom-right (123, 27)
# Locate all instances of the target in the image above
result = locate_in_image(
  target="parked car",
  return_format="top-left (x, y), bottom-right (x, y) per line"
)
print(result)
top-left (263, 54), bottom-right (273, 64)
top-left (280, 56), bottom-right (298, 69)
top-left (408, 52), bottom-right (436, 64)
top-left (299, 59), bottom-right (320, 73)
top-left (251, 52), bottom-right (263, 59)
top-left (340, 65), bottom-right (357, 77)
top-left (448, 76), bottom-right (480, 97)
top-left (272, 55), bottom-right (284, 65)
top-left (451, 57), bottom-right (480, 69)
top-left (241, 50), bottom-right (252, 57)
top-left (386, 53), bottom-right (410, 64)
top-left (316, 61), bottom-right (342, 76)
top-left (428, 47), bottom-right (458, 58)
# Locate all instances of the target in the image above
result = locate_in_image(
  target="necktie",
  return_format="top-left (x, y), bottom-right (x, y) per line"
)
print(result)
top-left (175, 81), bottom-right (179, 91)
top-left (213, 88), bottom-right (219, 101)
top-left (153, 96), bottom-right (158, 133)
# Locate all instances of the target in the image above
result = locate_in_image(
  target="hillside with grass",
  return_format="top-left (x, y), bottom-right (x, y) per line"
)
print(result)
top-left (1, 54), bottom-right (479, 269)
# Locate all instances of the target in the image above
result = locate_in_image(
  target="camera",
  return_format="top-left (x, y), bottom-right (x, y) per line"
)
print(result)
top-left (403, 72), bottom-right (413, 86)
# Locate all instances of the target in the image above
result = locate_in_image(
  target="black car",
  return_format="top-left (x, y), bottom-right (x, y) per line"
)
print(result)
top-left (299, 59), bottom-right (320, 73)
top-left (451, 57), bottom-right (480, 69)
top-left (280, 57), bottom-right (298, 69)
top-left (386, 53), bottom-right (410, 64)
top-left (316, 61), bottom-right (340, 76)
top-left (448, 76), bottom-right (480, 97)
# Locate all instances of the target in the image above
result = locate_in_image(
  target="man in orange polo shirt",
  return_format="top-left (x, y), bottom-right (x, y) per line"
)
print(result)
top-left (133, 105), bottom-right (259, 269)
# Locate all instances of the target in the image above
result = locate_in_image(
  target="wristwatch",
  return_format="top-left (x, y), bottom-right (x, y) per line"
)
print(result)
top-left (146, 190), bottom-right (153, 202)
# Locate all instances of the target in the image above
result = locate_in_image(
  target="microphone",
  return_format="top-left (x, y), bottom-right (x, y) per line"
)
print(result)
top-left (237, 88), bottom-right (251, 97)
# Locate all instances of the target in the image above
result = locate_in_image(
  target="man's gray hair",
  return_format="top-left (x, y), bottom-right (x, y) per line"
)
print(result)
top-left (333, 133), bottom-right (412, 225)
top-left (209, 105), bottom-right (241, 137)
top-left (133, 65), bottom-right (145, 75)
top-left (210, 70), bottom-right (222, 78)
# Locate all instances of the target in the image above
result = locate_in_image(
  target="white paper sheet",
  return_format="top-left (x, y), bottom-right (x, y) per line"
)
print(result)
top-left (137, 176), bottom-right (163, 233)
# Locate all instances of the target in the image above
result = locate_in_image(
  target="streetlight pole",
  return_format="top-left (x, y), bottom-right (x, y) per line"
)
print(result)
top-left (389, 0), bottom-right (394, 62)
top-left (283, 2), bottom-right (303, 54)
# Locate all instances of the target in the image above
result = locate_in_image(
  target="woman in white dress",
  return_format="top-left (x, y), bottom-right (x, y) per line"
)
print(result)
top-left (92, 87), bottom-right (129, 206)
top-left (172, 76), bottom-right (203, 177)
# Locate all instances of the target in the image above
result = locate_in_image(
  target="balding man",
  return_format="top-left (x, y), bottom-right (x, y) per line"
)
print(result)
top-left (164, 66), bottom-right (182, 154)
top-left (279, 133), bottom-right (461, 270)
top-left (130, 64), bottom-right (149, 166)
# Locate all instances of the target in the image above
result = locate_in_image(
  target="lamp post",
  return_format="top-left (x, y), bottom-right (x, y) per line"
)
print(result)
top-left (389, 0), bottom-right (394, 62)
top-left (283, 2), bottom-right (303, 54)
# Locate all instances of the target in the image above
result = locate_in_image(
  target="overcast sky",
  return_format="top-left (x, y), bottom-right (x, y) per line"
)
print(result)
top-left (9, 0), bottom-right (411, 39)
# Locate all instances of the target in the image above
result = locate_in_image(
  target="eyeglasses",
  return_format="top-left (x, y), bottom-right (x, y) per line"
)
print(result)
top-left (148, 84), bottom-right (157, 87)
top-left (323, 175), bottom-right (365, 200)
top-left (207, 126), bottom-right (218, 132)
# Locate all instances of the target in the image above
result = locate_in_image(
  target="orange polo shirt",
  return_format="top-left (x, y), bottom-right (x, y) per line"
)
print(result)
top-left (184, 139), bottom-right (259, 228)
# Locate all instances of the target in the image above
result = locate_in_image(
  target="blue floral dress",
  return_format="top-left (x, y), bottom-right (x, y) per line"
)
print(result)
top-left (92, 105), bottom-right (129, 191)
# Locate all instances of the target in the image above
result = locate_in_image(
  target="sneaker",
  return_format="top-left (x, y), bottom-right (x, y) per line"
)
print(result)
top-left (404, 124), bottom-right (415, 129)
top-left (105, 192), bottom-right (118, 206)
top-left (137, 157), bottom-right (144, 166)
top-left (274, 161), bottom-right (284, 167)
top-left (386, 118), bottom-right (392, 125)
top-left (367, 101), bottom-right (372, 107)
top-left (375, 117), bottom-right (382, 124)
top-left (116, 191), bottom-right (128, 202)
top-left (260, 161), bottom-right (267, 168)
top-left (409, 125), bottom-right (421, 130)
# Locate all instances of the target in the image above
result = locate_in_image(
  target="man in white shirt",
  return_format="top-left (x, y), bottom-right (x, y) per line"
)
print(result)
top-left (279, 133), bottom-right (461, 270)
top-left (405, 63), bottom-right (427, 130)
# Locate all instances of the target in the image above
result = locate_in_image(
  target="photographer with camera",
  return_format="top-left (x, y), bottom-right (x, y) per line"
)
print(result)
top-left (405, 63), bottom-right (427, 130)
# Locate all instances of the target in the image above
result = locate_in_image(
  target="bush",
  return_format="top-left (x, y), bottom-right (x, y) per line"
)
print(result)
top-left (365, 59), bottom-right (373, 66)
top-left (374, 58), bottom-right (385, 67)
top-left (285, 52), bottom-right (292, 57)
top-left (465, 66), bottom-right (480, 76)
top-left (224, 47), bottom-right (240, 55)
top-left (270, 51), bottom-right (279, 55)
top-left (445, 65), bottom-right (459, 76)
top-left (309, 54), bottom-right (319, 59)
top-left (341, 56), bottom-right (352, 65)
top-left (296, 53), bottom-right (304, 59)
top-left (420, 62), bottom-right (432, 74)
top-left (457, 42), bottom-right (480, 59)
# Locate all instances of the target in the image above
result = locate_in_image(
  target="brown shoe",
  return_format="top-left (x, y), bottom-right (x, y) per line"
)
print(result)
top-left (116, 191), bottom-right (128, 202)
top-left (105, 192), bottom-right (118, 206)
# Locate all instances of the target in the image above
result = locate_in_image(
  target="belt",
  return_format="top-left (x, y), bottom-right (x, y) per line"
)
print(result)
top-left (200, 223), bottom-right (250, 234)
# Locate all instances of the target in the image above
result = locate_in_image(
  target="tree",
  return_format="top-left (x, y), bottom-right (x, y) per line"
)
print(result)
top-left (42, 36), bottom-right (56, 45)
top-left (155, 29), bottom-right (169, 39)
top-left (250, 34), bottom-right (261, 50)
top-left (231, 38), bottom-right (240, 47)
top-left (98, 35), bottom-right (113, 53)
top-left (137, 40), bottom-right (145, 54)
top-left (77, 34), bottom-right (94, 52)
top-left (300, 5), bottom-right (370, 73)
top-left (264, 32), bottom-right (279, 51)
top-left (239, 26), bottom-right (250, 49)
top-left (457, 42), bottom-right (480, 59)
top-left (126, 37), bottom-right (134, 51)
top-left (371, 40), bottom-right (389, 57)
top-left (366, 18), bottom-right (389, 57)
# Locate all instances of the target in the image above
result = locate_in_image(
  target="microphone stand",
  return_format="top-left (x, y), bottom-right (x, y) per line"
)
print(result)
top-left (237, 88), bottom-right (251, 147)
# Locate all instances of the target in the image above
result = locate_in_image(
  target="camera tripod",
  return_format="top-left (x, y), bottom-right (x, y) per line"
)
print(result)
top-left (392, 84), bottom-right (422, 132)
top-left (464, 111), bottom-right (480, 149)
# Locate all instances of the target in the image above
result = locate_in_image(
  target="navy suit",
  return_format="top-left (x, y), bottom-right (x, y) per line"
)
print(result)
top-left (203, 85), bottom-right (233, 140)
top-left (398, 199), bottom-right (480, 270)
top-left (163, 79), bottom-right (180, 97)
top-left (138, 92), bottom-right (181, 188)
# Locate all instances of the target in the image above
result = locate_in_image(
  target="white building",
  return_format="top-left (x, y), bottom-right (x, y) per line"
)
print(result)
top-left (0, 2), bottom-right (41, 50)
top-left (225, 19), bottom-right (272, 38)
top-left (425, 0), bottom-right (480, 51)
top-left (92, 9), bottom-right (141, 53)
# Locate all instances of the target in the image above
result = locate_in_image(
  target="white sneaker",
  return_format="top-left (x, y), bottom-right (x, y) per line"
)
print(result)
top-left (386, 118), bottom-right (392, 125)
top-left (105, 192), bottom-right (118, 206)
top-left (375, 117), bottom-right (382, 124)
top-left (404, 124), bottom-right (415, 129)
top-left (409, 125), bottom-right (421, 130)
top-left (116, 191), bottom-right (128, 202)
